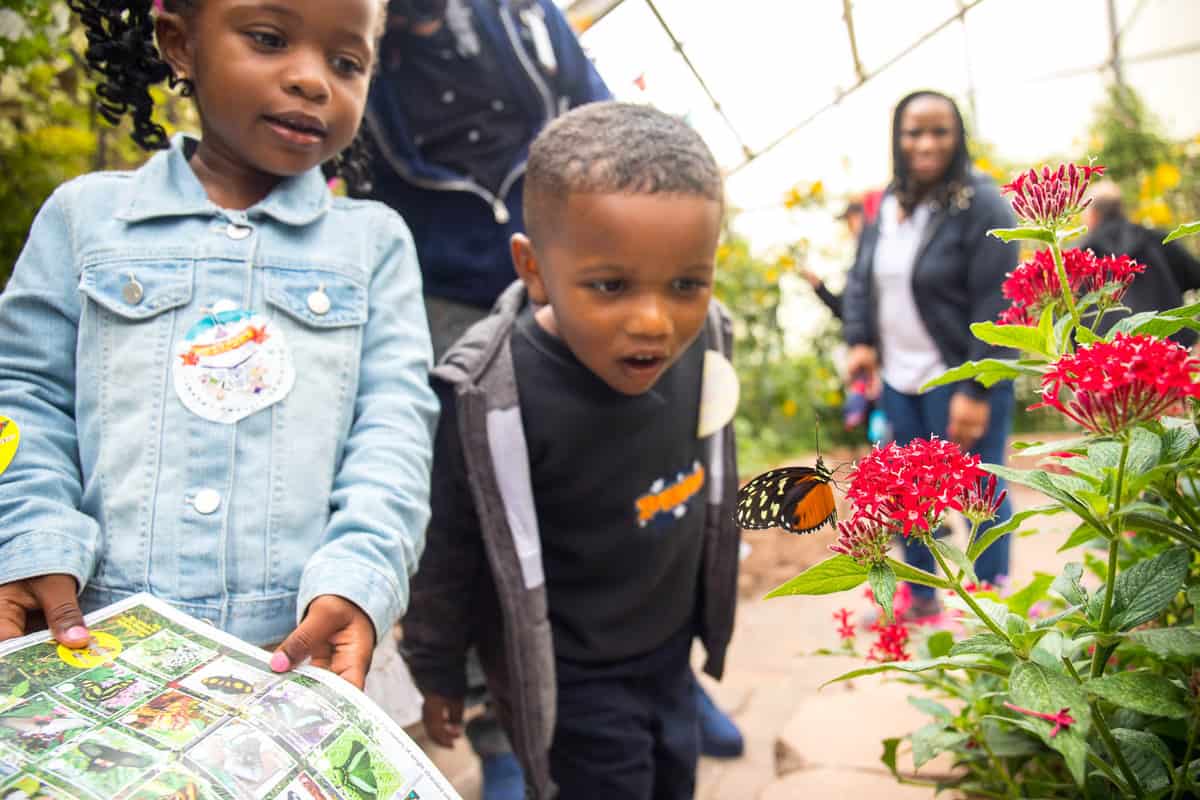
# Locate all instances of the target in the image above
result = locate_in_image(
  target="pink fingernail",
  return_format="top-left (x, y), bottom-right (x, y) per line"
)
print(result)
top-left (65, 626), bottom-right (88, 640)
top-left (270, 651), bottom-right (291, 672)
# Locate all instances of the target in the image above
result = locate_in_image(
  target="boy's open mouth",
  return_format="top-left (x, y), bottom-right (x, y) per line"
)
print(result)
top-left (621, 353), bottom-right (666, 372)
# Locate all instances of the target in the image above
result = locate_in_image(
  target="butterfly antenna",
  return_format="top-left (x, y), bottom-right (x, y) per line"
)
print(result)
top-left (814, 415), bottom-right (824, 464)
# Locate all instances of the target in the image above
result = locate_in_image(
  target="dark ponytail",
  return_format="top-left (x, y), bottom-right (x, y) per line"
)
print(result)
top-left (67, 0), bottom-right (195, 151)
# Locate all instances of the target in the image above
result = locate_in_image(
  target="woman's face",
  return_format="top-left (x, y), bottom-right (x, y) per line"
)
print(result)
top-left (898, 95), bottom-right (959, 187)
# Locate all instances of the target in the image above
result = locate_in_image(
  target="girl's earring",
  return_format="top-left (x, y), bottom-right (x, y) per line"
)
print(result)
top-left (170, 73), bottom-right (195, 97)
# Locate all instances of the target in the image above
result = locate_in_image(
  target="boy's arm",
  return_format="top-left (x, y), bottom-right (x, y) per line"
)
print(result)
top-left (0, 187), bottom-right (101, 638)
top-left (296, 208), bottom-right (439, 645)
top-left (401, 378), bottom-right (484, 702)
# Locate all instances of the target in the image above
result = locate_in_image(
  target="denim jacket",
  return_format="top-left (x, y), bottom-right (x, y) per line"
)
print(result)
top-left (0, 137), bottom-right (438, 646)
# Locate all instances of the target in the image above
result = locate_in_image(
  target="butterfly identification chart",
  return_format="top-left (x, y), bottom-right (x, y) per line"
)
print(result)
top-left (0, 594), bottom-right (461, 800)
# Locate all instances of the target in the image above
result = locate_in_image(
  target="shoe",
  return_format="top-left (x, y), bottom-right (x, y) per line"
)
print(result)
top-left (697, 685), bottom-right (744, 759)
top-left (901, 594), bottom-right (942, 623)
top-left (480, 752), bottom-right (525, 800)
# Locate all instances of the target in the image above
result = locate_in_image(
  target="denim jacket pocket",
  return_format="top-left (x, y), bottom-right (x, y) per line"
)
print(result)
top-left (79, 261), bottom-right (194, 320)
top-left (264, 267), bottom-right (368, 329)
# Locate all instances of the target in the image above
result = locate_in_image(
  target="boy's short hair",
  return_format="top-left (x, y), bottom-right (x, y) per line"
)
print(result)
top-left (523, 101), bottom-right (724, 246)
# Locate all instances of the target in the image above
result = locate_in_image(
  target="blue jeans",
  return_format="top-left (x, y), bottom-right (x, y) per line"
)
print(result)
top-left (881, 382), bottom-right (1015, 600)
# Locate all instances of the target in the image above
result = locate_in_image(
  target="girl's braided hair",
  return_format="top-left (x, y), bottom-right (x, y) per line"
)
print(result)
top-left (66, 0), bottom-right (374, 191)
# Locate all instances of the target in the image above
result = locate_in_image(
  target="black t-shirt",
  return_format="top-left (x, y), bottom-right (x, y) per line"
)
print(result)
top-left (382, 19), bottom-right (529, 195)
top-left (428, 308), bottom-right (708, 665)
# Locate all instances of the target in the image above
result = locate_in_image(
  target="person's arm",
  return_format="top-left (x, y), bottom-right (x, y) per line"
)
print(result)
top-left (290, 208), bottom-right (438, 655)
top-left (539, 0), bottom-right (612, 105)
top-left (403, 378), bottom-right (488, 744)
top-left (960, 188), bottom-right (1020, 398)
top-left (815, 282), bottom-right (843, 320)
top-left (0, 185), bottom-right (100, 645)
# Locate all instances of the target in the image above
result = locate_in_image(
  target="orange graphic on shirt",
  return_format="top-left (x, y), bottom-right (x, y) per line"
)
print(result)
top-left (635, 462), bottom-right (705, 527)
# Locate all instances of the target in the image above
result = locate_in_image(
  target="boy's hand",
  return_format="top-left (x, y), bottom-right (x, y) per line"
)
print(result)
top-left (422, 693), bottom-right (464, 747)
top-left (271, 595), bottom-right (375, 690)
top-left (0, 574), bottom-right (90, 647)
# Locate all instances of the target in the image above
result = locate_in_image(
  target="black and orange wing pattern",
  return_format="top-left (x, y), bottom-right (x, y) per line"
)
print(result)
top-left (734, 460), bottom-right (837, 535)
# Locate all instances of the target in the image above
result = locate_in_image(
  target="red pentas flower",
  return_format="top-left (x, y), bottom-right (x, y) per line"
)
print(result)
top-left (1002, 163), bottom-right (1105, 229)
top-left (997, 248), bottom-right (1145, 327)
top-left (1034, 333), bottom-right (1200, 434)
top-left (833, 609), bottom-right (856, 640)
top-left (868, 619), bottom-right (911, 662)
top-left (846, 437), bottom-right (984, 537)
top-left (828, 517), bottom-right (892, 565)
top-left (960, 474), bottom-right (1007, 525)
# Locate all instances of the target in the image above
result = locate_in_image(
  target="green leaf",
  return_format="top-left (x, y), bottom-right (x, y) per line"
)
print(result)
top-left (1058, 522), bottom-right (1108, 553)
top-left (1164, 300), bottom-right (1200, 318)
top-left (1111, 728), bottom-right (1173, 793)
top-left (1006, 573), bottom-right (1055, 618)
top-left (950, 632), bottom-right (1014, 657)
top-left (1109, 546), bottom-right (1190, 631)
top-left (868, 562), bottom-right (897, 622)
top-left (885, 557), bottom-right (953, 590)
top-left (1125, 627), bottom-right (1200, 658)
top-left (1163, 423), bottom-right (1200, 462)
top-left (1086, 671), bottom-right (1190, 719)
top-left (880, 737), bottom-right (902, 780)
top-left (969, 321), bottom-right (1055, 358)
top-left (945, 595), bottom-right (1010, 631)
top-left (984, 464), bottom-right (1108, 533)
top-left (1052, 563), bottom-right (1088, 606)
top-left (933, 539), bottom-right (976, 584)
top-left (1013, 435), bottom-right (1095, 457)
top-left (1010, 661), bottom-right (1092, 736)
top-left (1123, 511), bottom-right (1200, 549)
top-left (765, 555), bottom-right (868, 598)
top-left (1128, 315), bottom-right (1200, 340)
top-left (926, 631), bottom-right (954, 659)
top-left (989, 226), bottom-right (1056, 244)
top-left (1189, 585), bottom-right (1200, 610)
top-left (908, 696), bottom-right (954, 723)
top-left (1163, 220), bottom-right (1200, 244)
top-left (1106, 310), bottom-right (1162, 338)
top-left (1088, 440), bottom-right (1124, 470)
top-left (10, 680), bottom-right (29, 700)
top-left (968, 504), bottom-right (1062, 561)
top-left (920, 358), bottom-right (1030, 392)
top-left (911, 723), bottom-right (969, 769)
top-left (822, 656), bottom-right (994, 687)
top-left (1126, 427), bottom-right (1163, 476)
top-left (1057, 224), bottom-right (1087, 244)
top-left (981, 719), bottom-right (1041, 758)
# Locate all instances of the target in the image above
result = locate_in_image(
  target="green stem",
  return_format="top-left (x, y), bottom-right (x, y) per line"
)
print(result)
top-left (1050, 237), bottom-right (1083, 341)
top-left (1092, 436), bottom-right (1130, 679)
top-left (1171, 715), bottom-right (1199, 800)
top-left (928, 543), bottom-right (1015, 647)
top-left (1087, 752), bottom-right (1130, 796)
top-left (965, 517), bottom-right (982, 560)
top-left (1090, 699), bottom-right (1144, 798)
top-left (974, 723), bottom-right (1021, 799)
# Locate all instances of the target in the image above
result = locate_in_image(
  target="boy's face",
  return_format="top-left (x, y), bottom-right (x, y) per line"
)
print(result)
top-left (513, 191), bottom-right (722, 396)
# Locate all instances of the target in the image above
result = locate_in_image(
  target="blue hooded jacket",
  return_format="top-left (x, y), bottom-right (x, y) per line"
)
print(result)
top-left (363, 0), bottom-right (611, 310)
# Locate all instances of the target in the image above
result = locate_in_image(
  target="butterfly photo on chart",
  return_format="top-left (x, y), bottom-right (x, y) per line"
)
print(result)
top-left (734, 455), bottom-right (841, 535)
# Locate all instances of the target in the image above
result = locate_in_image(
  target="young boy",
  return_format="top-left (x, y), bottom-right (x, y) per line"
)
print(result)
top-left (402, 101), bottom-right (739, 799)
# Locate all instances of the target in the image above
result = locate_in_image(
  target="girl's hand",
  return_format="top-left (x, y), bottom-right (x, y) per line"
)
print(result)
top-left (271, 595), bottom-right (375, 689)
top-left (421, 693), bottom-right (465, 748)
top-left (0, 574), bottom-right (90, 647)
top-left (846, 344), bottom-right (881, 399)
top-left (948, 392), bottom-right (990, 450)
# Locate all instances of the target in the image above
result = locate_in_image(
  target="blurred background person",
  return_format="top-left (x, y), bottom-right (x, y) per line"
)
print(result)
top-left (841, 90), bottom-right (1019, 618)
top-left (1081, 180), bottom-right (1200, 347)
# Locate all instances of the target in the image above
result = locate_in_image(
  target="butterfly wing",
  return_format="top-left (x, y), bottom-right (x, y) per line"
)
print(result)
top-left (735, 465), bottom-right (836, 535)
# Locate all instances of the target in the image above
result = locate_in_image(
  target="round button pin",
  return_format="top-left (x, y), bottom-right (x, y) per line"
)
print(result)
top-left (193, 489), bottom-right (221, 515)
top-left (226, 223), bottom-right (251, 240)
top-left (122, 276), bottom-right (144, 305)
top-left (307, 288), bottom-right (331, 316)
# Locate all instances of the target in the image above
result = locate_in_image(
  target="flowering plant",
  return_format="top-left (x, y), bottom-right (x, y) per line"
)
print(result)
top-left (766, 162), bottom-right (1200, 798)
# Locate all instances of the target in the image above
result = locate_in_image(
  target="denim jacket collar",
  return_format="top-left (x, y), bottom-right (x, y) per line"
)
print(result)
top-left (115, 134), bottom-right (332, 227)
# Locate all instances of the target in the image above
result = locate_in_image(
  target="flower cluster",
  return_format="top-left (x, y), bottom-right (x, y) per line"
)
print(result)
top-left (1034, 333), bottom-right (1200, 434)
top-left (845, 437), bottom-right (984, 537)
top-left (1002, 162), bottom-right (1105, 229)
top-left (833, 609), bottom-right (855, 640)
top-left (997, 248), bottom-right (1146, 326)
top-left (959, 474), bottom-right (1007, 525)
top-left (828, 517), bottom-right (893, 565)
top-left (868, 619), bottom-right (911, 662)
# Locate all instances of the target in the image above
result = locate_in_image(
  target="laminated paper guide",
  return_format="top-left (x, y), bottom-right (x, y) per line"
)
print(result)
top-left (0, 593), bottom-right (461, 800)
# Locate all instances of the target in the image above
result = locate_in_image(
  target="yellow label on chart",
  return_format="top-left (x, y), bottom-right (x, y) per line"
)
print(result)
top-left (57, 631), bottom-right (123, 669)
top-left (0, 416), bottom-right (17, 477)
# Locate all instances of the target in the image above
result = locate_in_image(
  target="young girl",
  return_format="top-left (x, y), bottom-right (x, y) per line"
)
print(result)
top-left (0, 0), bottom-right (437, 690)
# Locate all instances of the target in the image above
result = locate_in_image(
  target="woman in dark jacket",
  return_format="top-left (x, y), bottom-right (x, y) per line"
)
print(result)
top-left (841, 90), bottom-right (1019, 616)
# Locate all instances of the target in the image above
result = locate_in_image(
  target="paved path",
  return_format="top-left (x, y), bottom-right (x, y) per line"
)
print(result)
top-left (372, 443), bottom-right (1078, 798)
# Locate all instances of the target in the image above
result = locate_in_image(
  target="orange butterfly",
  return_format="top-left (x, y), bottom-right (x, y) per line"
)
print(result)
top-left (734, 456), bottom-right (837, 535)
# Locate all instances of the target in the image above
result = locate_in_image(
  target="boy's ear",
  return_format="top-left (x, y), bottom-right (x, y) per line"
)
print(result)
top-left (510, 233), bottom-right (549, 305)
top-left (155, 13), bottom-right (194, 83)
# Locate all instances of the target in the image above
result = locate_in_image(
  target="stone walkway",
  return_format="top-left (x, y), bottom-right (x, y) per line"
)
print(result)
top-left (368, 444), bottom-right (1077, 799)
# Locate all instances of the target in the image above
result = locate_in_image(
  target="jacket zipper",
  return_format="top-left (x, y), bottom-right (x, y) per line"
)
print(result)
top-left (500, 1), bottom-right (556, 127)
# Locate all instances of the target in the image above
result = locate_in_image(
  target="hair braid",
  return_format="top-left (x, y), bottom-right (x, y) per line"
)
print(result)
top-left (68, 0), bottom-right (178, 151)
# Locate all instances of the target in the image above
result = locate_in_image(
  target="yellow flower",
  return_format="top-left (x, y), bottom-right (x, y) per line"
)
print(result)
top-left (1154, 163), bottom-right (1181, 191)
top-left (775, 253), bottom-right (796, 271)
top-left (765, 269), bottom-right (779, 283)
top-left (783, 187), bottom-right (804, 210)
top-left (809, 180), bottom-right (824, 202)
top-left (716, 245), bottom-right (732, 262)
top-left (1137, 199), bottom-right (1174, 227)
top-left (824, 391), bottom-right (843, 406)
top-left (781, 399), bottom-right (798, 417)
